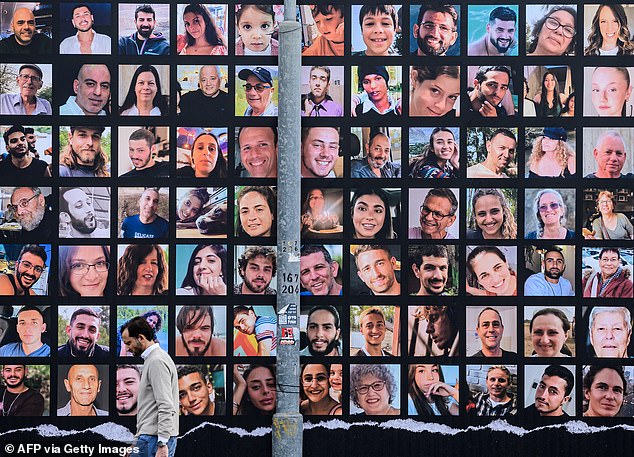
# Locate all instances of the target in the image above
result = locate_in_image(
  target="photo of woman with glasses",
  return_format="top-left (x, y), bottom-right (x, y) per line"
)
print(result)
top-left (300, 364), bottom-right (342, 415)
top-left (59, 245), bottom-right (110, 297)
top-left (350, 364), bottom-right (400, 416)
top-left (526, 189), bottom-right (575, 240)
top-left (527, 5), bottom-right (577, 56)
top-left (586, 191), bottom-right (634, 240)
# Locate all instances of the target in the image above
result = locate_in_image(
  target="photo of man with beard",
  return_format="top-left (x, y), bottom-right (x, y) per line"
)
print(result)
top-left (468, 6), bottom-right (517, 56)
top-left (59, 187), bottom-right (110, 238)
top-left (8, 187), bottom-right (55, 239)
top-left (0, 244), bottom-right (48, 296)
top-left (175, 306), bottom-right (226, 356)
top-left (118, 4), bottom-right (170, 55)
top-left (58, 307), bottom-right (110, 361)
top-left (300, 305), bottom-right (342, 356)
top-left (0, 365), bottom-right (44, 416)
top-left (525, 247), bottom-right (574, 296)
top-left (411, 4), bottom-right (459, 56)
top-left (467, 66), bottom-right (516, 117)
top-left (0, 125), bottom-right (50, 178)
top-left (116, 364), bottom-right (141, 416)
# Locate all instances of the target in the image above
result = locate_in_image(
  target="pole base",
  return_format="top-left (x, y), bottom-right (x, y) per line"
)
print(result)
top-left (272, 413), bottom-right (303, 457)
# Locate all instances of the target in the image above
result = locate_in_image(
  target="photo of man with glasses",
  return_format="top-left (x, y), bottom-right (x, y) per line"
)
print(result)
top-left (408, 188), bottom-right (458, 239)
top-left (0, 65), bottom-right (51, 115)
top-left (237, 66), bottom-right (278, 117)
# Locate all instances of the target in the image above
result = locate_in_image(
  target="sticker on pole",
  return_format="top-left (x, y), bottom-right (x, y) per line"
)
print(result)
top-left (280, 327), bottom-right (298, 345)
top-left (278, 303), bottom-right (298, 325)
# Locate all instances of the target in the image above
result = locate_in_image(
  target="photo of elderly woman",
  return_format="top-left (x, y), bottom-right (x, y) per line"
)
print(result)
top-left (59, 245), bottom-right (110, 297)
top-left (117, 244), bottom-right (168, 296)
top-left (584, 4), bottom-right (634, 56)
top-left (407, 364), bottom-right (458, 416)
top-left (526, 5), bottom-right (577, 56)
top-left (524, 306), bottom-right (575, 357)
top-left (466, 245), bottom-right (517, 296)
top-left (584, 67), bottom-right (634, 117)
top-left (466, 188), bottom-right (517, 239)
top-left (175, 187), bottom-right (228, 238)
top-left (583, 189), bottom-right (634, 240)
top-left (525, 188), bottom-right (576, 240)
top-left (581, 248), bottom-right (633, 298)
top-left (525, 127), bottom-right (576, 178)
top-left (176, 244), bottom-right (227, 295)
top-left (409, 127), bottom-right (459, 178)
top-left (350, 364), bottom-right (400, 416)
top-left (119, 64), bottom-right (169, 116)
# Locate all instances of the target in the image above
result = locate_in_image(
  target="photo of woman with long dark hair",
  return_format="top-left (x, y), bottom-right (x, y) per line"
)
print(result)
top-left (117, 244), bottom-right (168, 295)
top-left (176, 244), bottom-right (227, 295)
top-left (408, 364), bottom-right (458, 416)
top-left (120, 65), bottom-right (169, 116)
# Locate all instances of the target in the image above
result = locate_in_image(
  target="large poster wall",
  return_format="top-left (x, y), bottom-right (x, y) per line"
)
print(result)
top-left (0, 1), bottom-right (633, 456)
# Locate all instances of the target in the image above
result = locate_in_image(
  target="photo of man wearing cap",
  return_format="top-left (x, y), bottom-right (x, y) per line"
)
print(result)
top-left (526, 127), bottom-right (576, 178)
top-left (353, 65), bottom-right (401, 121)
top-left (0, 64), bottom-right (51, 115)
top-left (237, 66), bottom-right (278, 117)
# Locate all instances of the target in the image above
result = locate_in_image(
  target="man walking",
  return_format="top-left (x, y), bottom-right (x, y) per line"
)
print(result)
top-left (121, 317), bottom-right (178, 457)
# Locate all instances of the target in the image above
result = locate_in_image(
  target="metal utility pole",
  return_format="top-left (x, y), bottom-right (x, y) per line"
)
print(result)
top-left (273, 0), bottom-right (303, 455)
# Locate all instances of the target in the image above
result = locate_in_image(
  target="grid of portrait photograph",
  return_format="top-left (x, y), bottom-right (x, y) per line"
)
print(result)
top-left (0, 1), bottom-right (633, 426)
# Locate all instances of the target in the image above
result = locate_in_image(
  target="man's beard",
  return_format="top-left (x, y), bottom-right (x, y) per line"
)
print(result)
top-left (4, 375), bottom-right (25, 388)
top-left (71, 338), bottom-right (95, 356)
top-left (490, 36), bottom-right (511, 53)
top-left (16, 269), bottom-right (37, 291)
top-left (368, 156), bottom-right (385, 170)
top-left (183, 335), bottom-right (211, 356)
top-left (244, 276), bottom-right (268, 293)
top-left (71, 214), bottom-right (97, 234)
top-left (19, 204), bottom-right (45, 231)
top-left (116, 400), bottom-right (137, 415)
top-left (9, 148), bottom-right (27, 159)
top-left (309, 338), bottom-right (338, 356)
top-left (417, 35), bottom-right (448, 56)
top-left (545, 268), bottom-right (563, 280)
top-left (138, 26), bottom-right (153, 39)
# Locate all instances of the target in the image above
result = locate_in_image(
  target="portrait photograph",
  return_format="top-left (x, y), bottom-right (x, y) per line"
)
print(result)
top-left (408, 188), bottom-right (459, 240)
top-left (409, 127), bottom-right (459, 179)
top-left (175, 187), bottom-right (228, 239)
top-left (300, 304), bottom-right (343, 357)
top-left (57, 364), bottom-right (108, 416)
top-left (176, 4), bottom-right (228, 55)
top-left (349, 244), bottom-right (401, 296)
top-left (234, 4), bottom-right (283, 56)
top-left (349, 187), bottom-right (400, 240)
top-left (467, 364), bottom-right (517, 417)
top-left (57, 306), bottom-right (110, 360)
top-left (235, 65), bottom-right (279, 117)
top-left (582, 188), bottom-right (634, 240)
top-left (524, 188), bottom-right (576, 240)
top-left (581, 248), bottom-right (633, 298)
top-left (352, 5), bottom-right (402, 56)
top-left (407, 305), bottom-right (459, 357)
top-left (176, 364), bottom-right (225, 416)
top-left (0, 305), bottom-right (50, 358)
top-left (301, 66), bottom-right (344, 117)
top-left (116, 244), bottom-right (169, 296)
top-left (467, 5), bottom-right (518, 56)
top-left (407, 364), bottom-right (459, 416)
top-left (466, 188), bottom-right (517, 240)
top-left (524, 127), bottom-right (576, 178)
top-left (582, 128), bottom-right (634, 179)
top-left (0, 186), bottom-right (53, 243)
top-left (526, 5), bottom-right (577, 56)
top-left (118, 64), bottom-right (170, 116)
top-left (233, 305), bottom-right (277, 356)
top-left (351, 66), bottom-right (402, 120)
top-left (58, 245), bottom-right (110, 298)
top-left (300, 187), bottom-right (343, 240)
top-left (232, 364), bottom-right (277, 415)
top-left (177, 65), bottom-right (231, 117)
top-left (118, 126), bottom-right (170, 177)
top-left (0, 63), bottom-right (52, 116)
top-left (175, 305), bottom-right (226, 356)
top-left (0, 243), bottom-right (50, 296)
top-left (58, 126), bottom-right (111, 178)
top-left (350, 127), bottom-right (402, 179)
top-left (233, 245), bottom-right (278, 295)
top-left (524, 306), bottom-right (575, 357)
top-left (524, 65), bottom-right (574, 118)
top-left (524, 245), bottom-right (576, 296)
top-left (117, 187), bottom-right (169, 240)
top-left (466, 245), bottom-right (517, 296)
top-left (299, 4), bottom-right (344, 56)
top-left (0, 2), bottom-right (52, 55)
top-left (0, 364), bottom-right (49, 416)
top-left (583, 4), bottom-right (634, 56)
top-left (175, 244), bottom-right (228, 296)
top-left (0, 124), bottom-right (52, 166)
top-left (58, 187), bottom-right (111, 239)
top-left (466, 306), bottom-right (517, 357)
top-left (524, 364), bottom-right (576, 416)
top-left (466, 127), bottom-right (518, 178)
top-left (584, 67), bottom-right (634, 117)
top-left (116, 306), bottom-right (168, 356)
top-left (410, 4), bottom-right (460, 56)
top-left (118, 3), bottom-right (170, 55)
top-left (235, 186), bottom-right (276, 238)
top-left (349, 364), bottom-right (401, 415)
top-left (582, 365), bottom-right (634, 417)
top-left (58, 3), bottom-right (111, 55)
top-left (350, 305), bottom-right (399, 357)
top-left (581, 306), bottom-right (634, 358)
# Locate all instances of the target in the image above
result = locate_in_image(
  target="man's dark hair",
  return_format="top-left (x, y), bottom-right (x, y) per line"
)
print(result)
top-left (3, 125), bottom-right (26, 145)
top-left (489, 6), bottom-right (516, 23)
top-left (177, 305), bottom-right (214, 335)
top-left (120, 316), bottom-right (154, 341)
top-left (425, 188), bottom-right (458, 216)
top-left (117, 364), bottom-right (141, 378)
top-left (177, 365), bottom-right (208, 381)
top-left (18, 244), bottom-right (47, 264)
top-left (23, 127), bottom-right (35, 135)
top-left (237, 246), bottom-right (277, 278)
top-left (474, 65), bottom-right (513, 84)
top-left (307, 305), bottom-right (340, 329)
top-left (233, 305), bottom-right (255, 320)
top-left (135, 4), bottom-right (155, 20)
top-left (310, 65), bottom-right (331, 83)
top-left (477, 307), bottom-right (503, 327)
top-left (416, 4), bottom-right (458, 27)
top-left (17, 305), bottom-right (45, 321)
top-left (489, 128), bottom-right (517, 144)
top-left (69, 307), bottom-right (101, 326)
top-left (238, 126), bottom-right (278, 147)
top-left (367, 131), bottom-right (390, 151)
top-left (543, 365), bottom-right (575, 397)
top-left (129, 128), bottom-right (155, 149)
top-left (301, 126), bottom-right (339, 146)
top-left (599, 248), bottom-right (621, 260)
top-left (409, 245), bottom-right (449, 268)
top-left (71, 3), bottom-right (93, 17)
top-left (300, 245), bottom-right (333, 264)
top-left (544, 246), bottom-right (564, 260)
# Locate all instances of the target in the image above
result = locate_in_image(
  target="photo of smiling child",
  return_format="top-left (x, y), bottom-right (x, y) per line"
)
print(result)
top-left (235, 4), bottom-right (282, 55)
top-left (352, 5), bottom-right (401, 56)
